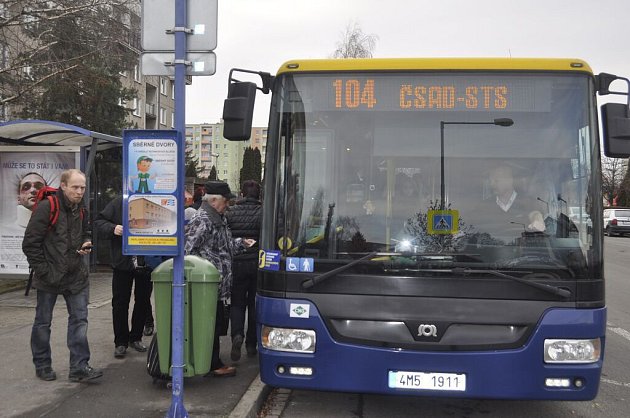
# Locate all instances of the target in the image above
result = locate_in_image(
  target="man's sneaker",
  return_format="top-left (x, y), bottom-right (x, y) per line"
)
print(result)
top-left (231, 335), bottom-right (244, 361)
top-left (114, 345), bottom-right (127, 358)
top-left (69, 365), bottom-right (103, 382)
top-left (246, 344), bottom-right (258, 357)
top-left (36, 367), bottom-right (57, 381)
top-left (129, 340), bottom-right (147, 352)
top-left (143, 324), bottom-right (154, 336)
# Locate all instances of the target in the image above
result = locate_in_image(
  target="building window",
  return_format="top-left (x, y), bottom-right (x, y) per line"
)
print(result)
top-left (134, 64), bottom-right (140, 82)
top-left (133, 98), bottom-right (141, 116)
top-left (159, 107), bottom-right (166, 125)
top-left (171, 112), bottom-right (175, 128)
top-left (160, 78), bottom-right (167, 95)
top-left (171, 81), bottom-right (175, 99)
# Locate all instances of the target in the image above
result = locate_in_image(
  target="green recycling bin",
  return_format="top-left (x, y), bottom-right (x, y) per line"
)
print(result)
top-left (152, 255), bottom-right (220, 377)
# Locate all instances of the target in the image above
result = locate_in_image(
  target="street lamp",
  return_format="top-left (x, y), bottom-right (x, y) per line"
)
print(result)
top-left (439, 118), bottom-right (513, 209)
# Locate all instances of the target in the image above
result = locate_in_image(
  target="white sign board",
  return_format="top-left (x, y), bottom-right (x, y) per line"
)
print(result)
top-left (142, 52), bottom-right (217, 76)
top-left (142, 0), bottom-right (218, 51)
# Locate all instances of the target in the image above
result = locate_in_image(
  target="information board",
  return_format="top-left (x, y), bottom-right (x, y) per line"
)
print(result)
top-left (122, 130), bottom-right (181, 256)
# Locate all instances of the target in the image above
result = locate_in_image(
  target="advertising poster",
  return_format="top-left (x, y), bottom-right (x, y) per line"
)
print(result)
top-left (123, 130), bottom-right (180, 256)
top-left (0, 151), bottom-right (77, 275)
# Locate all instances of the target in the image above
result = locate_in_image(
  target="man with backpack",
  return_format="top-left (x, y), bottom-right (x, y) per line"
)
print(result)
top-left (22, 169), bottom-right (103, 382)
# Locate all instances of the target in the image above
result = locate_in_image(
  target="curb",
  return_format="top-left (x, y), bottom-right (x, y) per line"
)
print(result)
top-left (0, 279), bottom-right (26, 295)
top-left (229, 374), bottom-right (270, 418)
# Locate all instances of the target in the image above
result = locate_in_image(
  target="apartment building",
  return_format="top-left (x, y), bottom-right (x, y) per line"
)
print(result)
top-left (0, 1), bottom-right (180, 130)
top-left (186, 122), bottom-right (268, 191)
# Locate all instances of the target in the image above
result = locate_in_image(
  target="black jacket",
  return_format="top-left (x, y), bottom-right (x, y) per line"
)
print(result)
top-left (226, 197), bottom-right (262, 258)
top-left (22, 189), bottom-right (90, 295)
top-left (94, 196), bottom-right (134, 271)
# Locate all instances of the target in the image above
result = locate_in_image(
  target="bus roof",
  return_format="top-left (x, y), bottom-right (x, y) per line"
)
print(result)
top-left (276, 58), bottom-right (593, 75)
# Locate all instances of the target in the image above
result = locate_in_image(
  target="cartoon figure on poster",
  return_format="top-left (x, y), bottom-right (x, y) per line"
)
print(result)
top-left (127, 139), bottom-right (177, 194)
top-left (130, 156), bottom-right (156, 193)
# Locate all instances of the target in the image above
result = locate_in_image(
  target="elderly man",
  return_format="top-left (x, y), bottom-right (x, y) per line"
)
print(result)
top-left (22, 169), bottom-right (102, 382)
top-left (184, 181), bottom-right (255, 377)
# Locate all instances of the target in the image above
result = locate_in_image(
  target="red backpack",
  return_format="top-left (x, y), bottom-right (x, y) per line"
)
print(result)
top-left (32, 186), bottom-right (84, 228)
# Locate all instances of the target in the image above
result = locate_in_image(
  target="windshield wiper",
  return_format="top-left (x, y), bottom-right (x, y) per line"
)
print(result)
top-left (301, 251), bottom-right (379, 289)
top-left (452, 267), bottom-right (571, 299)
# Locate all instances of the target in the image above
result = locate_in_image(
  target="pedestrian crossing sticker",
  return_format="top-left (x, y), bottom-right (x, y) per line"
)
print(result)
top-left (427, 209), bottom-right (459, 235)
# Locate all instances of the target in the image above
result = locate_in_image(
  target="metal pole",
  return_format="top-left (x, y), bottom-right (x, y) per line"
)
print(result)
top-left (168, 0), bottom-right (188, 415)
top-left (440, 121), bottom-right (445, 210)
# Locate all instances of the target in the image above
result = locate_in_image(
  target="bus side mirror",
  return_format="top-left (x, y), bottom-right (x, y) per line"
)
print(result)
top-left (602, 102), bottom-right (630, 158)
top-left (222, 81), bottom-right (257, 141)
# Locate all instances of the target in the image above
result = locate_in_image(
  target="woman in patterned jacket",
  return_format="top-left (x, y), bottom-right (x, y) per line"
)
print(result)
top-left (184, 181), bottom-right (255, 377)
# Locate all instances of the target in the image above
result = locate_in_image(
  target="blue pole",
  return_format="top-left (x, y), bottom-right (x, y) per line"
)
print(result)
top-left (168, 0), bottom-right (188, 415)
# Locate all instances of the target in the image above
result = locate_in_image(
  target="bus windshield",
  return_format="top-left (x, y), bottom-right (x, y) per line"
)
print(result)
top-left (267, 71), bottom-right (600, 281)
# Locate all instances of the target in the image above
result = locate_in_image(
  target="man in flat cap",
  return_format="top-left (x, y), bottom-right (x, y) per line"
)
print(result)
top-left (184, 181), bottom-right (255, 377)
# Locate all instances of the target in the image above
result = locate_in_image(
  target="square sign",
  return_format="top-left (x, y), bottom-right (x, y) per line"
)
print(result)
top-left (122, 130), bottom-right (182, 256)
top-left (427, 210), bottom-right (459, 235)
top-left (142, 0), bottom-right (218, 52)
top-left (142, 51), bottom-right (216, 76)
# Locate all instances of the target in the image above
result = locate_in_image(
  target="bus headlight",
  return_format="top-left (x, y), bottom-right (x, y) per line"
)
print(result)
top-left (544, 338), bottom-right (601, 363)
top-left (262, 326), bottom-right (316, 353)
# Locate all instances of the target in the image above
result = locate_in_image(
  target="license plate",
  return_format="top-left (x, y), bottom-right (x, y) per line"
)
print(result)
top-left (388, 371), bottom-right (466, 391)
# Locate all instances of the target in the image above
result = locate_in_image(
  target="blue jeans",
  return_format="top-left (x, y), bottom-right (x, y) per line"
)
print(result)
top-left (31, 287), bottom-right (91, 371)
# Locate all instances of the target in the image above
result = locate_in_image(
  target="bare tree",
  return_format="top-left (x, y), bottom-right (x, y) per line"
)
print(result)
top-left (601, 156), bottom-right (628, 205)
top-left (331, 22), bottom-right (378, 59)
top-left (0, 0), bottom-right (137, 112)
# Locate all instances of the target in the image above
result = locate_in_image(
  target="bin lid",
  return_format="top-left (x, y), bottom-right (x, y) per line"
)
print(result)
top-left (151, 255), bottom-right (220, 282)
top-left (184, 255), bottom-right (221, 283)
top-left (151, 257), bottom-right (174, 282)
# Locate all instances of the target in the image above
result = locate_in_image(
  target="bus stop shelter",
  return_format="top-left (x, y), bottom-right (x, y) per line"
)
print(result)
top-left (0, 120), bottom-right (122, 277)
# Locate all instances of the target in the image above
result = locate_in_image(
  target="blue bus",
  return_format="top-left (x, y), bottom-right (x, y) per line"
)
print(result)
top-left (223, 58), bottom-right (630, 400)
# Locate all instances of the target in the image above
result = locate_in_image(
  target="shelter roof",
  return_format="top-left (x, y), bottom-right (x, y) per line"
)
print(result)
top-left (0, 120), bottom-right (121, 147)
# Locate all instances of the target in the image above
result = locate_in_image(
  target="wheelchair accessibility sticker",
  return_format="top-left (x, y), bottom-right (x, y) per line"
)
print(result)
top-left (427, 209), bottom-right (459, 235)
top-left (286, 257), bottom-right (314, 272)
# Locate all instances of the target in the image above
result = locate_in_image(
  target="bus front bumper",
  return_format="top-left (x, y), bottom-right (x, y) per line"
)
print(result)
top-left (256, 296), bottom-right (606, 400)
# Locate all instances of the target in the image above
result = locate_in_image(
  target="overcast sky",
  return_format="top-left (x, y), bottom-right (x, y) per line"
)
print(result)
top-left (184, 0), bottom-right (630, 127)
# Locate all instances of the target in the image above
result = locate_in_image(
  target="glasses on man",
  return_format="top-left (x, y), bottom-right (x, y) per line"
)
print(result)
top-left (20, 181), bottom-right (45, 192)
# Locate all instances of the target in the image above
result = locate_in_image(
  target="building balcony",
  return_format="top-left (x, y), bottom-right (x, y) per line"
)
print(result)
top-left (145, 103), bottom-right (156, 118)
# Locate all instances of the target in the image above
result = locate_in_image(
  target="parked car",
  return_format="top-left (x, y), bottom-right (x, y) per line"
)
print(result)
top-left (568, 206), bottom-right (591, 223)
top-left (603, 208), bottom-right (630, 236)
